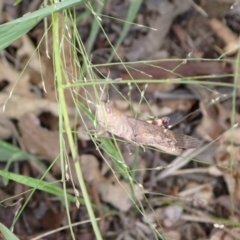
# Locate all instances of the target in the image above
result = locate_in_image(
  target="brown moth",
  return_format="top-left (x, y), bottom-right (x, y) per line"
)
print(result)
top-left (96, 101), bottom-right (201, 154)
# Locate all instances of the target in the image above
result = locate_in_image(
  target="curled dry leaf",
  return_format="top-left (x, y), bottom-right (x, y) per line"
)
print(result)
top-left (215, 144), bottom-right (240, 202)
top-left (197, 102), bottom-right (225, 141)
top-left (221, 128), bottom-right (240, 146)
top-left (215, 128), bottom-right (240, 172)
top-left (197, 97), bottom-right (240, 142)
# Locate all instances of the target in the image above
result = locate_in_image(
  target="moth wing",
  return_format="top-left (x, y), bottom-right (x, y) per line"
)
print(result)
top-left (126, 117), bottom-right (173, 138)
top-left (172, 131), bottom-right (202, 149)
top-left (133, 131), bottom-right (182, 154)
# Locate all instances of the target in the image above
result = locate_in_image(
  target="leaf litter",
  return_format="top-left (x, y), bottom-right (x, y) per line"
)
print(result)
top-left (1, 0), bottom-right (240, 239)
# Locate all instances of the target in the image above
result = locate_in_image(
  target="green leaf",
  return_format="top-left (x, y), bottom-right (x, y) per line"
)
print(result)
top-left (0, 140), bottom-right (31, 162)
top-left (0, 140), bottom-right (47, 186)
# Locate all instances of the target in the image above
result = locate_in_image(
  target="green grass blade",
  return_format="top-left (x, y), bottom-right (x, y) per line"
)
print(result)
top-left (108, 0), bottom-right (143, 62)
top-left (0, 0), bottom-right (88, 50)
top-left (0, 140), bottom-right (52, 186)
top-left (0, 170), bottom-right (79, 203)
top-left (86, 2), bottom-right (105, 54)
top-left (0, 140), bottom-right (30, 162)
top-left (0, 223), bottom-right (20, 240)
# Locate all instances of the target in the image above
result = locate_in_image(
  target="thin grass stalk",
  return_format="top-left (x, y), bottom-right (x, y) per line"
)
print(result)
top-left (229, 40), bottom-right (240, 220)
top-left (51, 10), bottom-right (103, 240)
top-left (52, 10), bottom-right (75, 240)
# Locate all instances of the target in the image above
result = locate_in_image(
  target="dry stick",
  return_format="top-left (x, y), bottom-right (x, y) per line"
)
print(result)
top-left (154, 148), bottom-right (200, 181)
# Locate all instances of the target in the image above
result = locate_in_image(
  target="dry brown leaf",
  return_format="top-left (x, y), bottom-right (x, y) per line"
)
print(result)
top-left (221, 128), bottom-right (240, 146)
top-left (215, 144), bottom-right (240, 202)
top-left (197, 101), bottom-right (226, 142)
top-left (131, 101), bottom-right (172, 120)
top-left (161, 98), bottom-right (196, 112)
top-left (76, 154), bottom-right (144, 212)
top-left (179, 182), bottom-right (213, 206)
top-left (0, 92), bottom-right (75, 120)
top-left (210, 230), bottom-right (228, 240)
top-left (197, 98), bottom-right (240, 142)
top-left (0, 190), bottom-right (19, 228)
top-left (171, 24), bottom-right (203, 58)
top-left (164, 231), bottom-right (181, 240)
top-left (209, 18), bottom-right (238, 55)
top-left (215, 145), bottom-right (240, 171)
top-left (18, 113), bottom-right (69, 174)
top-left (16, 34), bottom-right (40, 73)
top-left (210, 228), bottom-right (240, 240)
top-left (0, 59), bottom-right (36, 98)
top-left (125, 0), bottom-right (191, 61)
top-left (41, 208), bottom-right (65, 230)
top-left (209, 16), bottom-right (240, 102)
top-left (0, 115), bottom-right (15, 139)
top-left (78, 153), bottom-right (146, 212)
top-left (77, 125), bottom-right (92, 141)
top-left (163, 205), bottom-right (183, 227)
top-left (111, 61), bottom-right (230, 99)
top-left (80, 154), bottom-right (104, 184)
top-left (208, 166), bottom-right (223, 177)
top-left (215, 145), bottom-right (231, 169)
top-left (98, 179), bottom-right (143, 212)
top-left (114, 99), bottom-right (130, 111)
top-left (118, 61), bottom-right (229, 83)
